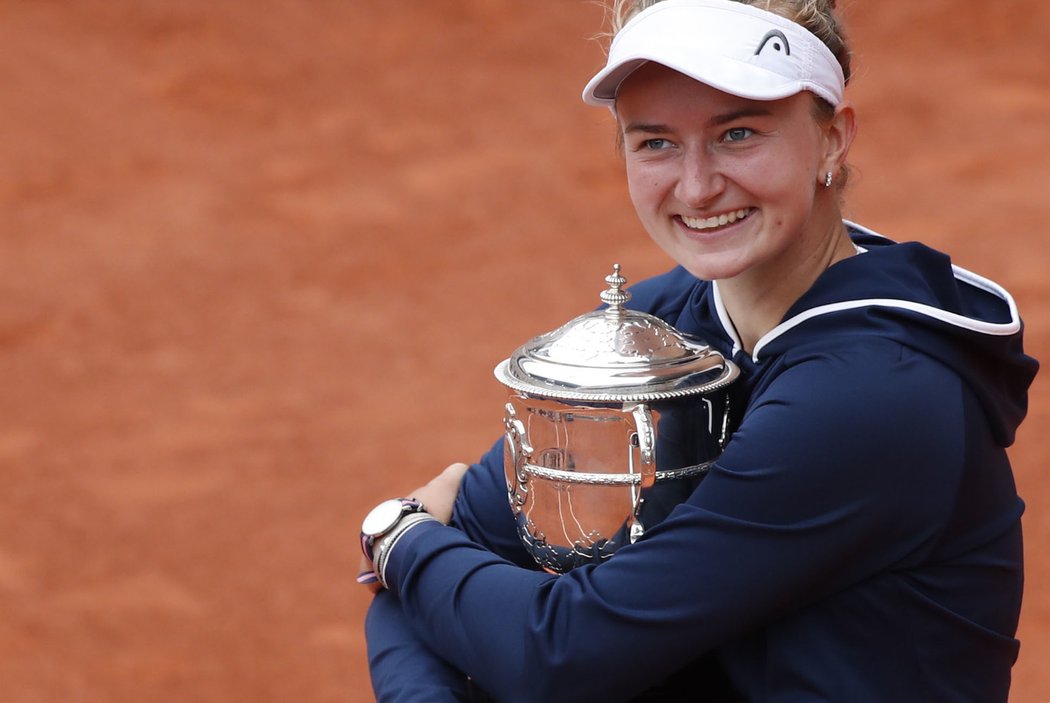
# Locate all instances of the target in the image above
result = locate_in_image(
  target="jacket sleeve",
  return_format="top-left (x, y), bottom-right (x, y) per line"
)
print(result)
top-left (366, 590), bottom-right (472, 702)
top-left (380, 346), bottom-right (977, 703)
top-left (367, 590), bottom-right (487, 702)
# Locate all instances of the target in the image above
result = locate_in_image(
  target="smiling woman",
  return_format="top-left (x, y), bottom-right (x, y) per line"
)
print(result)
top-left (613, 68), bottom-right (856, 346)
top-left (359, 1), bottom-right (1039, 701)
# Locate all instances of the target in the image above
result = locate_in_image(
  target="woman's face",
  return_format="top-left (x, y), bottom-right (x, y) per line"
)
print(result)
top-left (615, 63), bottom-right (840, 283)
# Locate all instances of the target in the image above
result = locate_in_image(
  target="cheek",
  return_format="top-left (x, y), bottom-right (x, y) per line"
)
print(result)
top-left (735, 157), bottom-right (814, 211)
top-left (624, 170), bottom-right (646, 210)
top-left (625, 166), bottom-right (664, 209)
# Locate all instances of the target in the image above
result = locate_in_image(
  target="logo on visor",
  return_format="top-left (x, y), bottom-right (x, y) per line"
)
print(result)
top-left (754, 30), bottom-right (790, 56)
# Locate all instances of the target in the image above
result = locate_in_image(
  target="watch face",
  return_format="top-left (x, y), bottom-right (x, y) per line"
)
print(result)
top-left (362, 499), bottom-right (405, 537)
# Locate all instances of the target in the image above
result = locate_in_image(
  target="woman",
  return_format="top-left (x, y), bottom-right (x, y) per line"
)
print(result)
top-left (360, 1), bottom-right (1039, 700)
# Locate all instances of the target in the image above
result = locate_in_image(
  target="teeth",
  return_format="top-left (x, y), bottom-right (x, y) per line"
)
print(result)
top-left (682, 208), bottom-right (751, 231)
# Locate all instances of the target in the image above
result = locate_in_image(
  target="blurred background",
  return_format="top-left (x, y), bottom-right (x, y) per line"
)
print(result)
top-left (1, 0), bottom-right (1047, 700)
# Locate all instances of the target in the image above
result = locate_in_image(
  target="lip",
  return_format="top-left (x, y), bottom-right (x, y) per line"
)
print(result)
top-left (675, 207), bottom-right (754, 237)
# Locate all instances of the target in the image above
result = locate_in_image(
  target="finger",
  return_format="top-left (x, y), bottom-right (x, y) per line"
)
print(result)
top-left (442, 462), bottom-right (470, 480)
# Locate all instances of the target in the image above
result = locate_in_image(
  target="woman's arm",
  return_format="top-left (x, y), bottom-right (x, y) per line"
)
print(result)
top-left (380, 350), bottom-right (974, 703)
top-left (367, 590), bottom-right (484, 702)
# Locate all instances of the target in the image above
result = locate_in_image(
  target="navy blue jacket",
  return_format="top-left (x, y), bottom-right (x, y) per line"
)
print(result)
top-left (366, 223), bottom-right (1038, 702)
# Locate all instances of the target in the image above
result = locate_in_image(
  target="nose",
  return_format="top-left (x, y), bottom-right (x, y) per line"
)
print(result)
top-left (674, 148), bottom-right (725, 208)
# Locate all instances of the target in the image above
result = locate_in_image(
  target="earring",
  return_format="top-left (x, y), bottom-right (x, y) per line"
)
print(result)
top-left (824, 171), bottom-right (834, 188)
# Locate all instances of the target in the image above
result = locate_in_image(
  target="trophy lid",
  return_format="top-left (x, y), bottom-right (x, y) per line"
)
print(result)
top-left (494, 265), bottom-right (738, 402)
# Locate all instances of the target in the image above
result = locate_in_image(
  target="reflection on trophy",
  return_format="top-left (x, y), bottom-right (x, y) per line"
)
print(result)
top-left (494, 265), bottom-right (739, 573)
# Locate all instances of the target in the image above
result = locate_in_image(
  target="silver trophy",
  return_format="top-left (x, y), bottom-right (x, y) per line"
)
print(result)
top-left (494, 265), bottom-right (739, 573)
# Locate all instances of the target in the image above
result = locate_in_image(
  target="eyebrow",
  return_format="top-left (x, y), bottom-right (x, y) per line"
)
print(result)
top-left (707, 106), bottom-right (773, 127)
top-left (623, 106), bottom-right (774, 135)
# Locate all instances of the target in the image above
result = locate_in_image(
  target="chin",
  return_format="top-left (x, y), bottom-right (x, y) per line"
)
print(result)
top-left (655, 236), bottom-right (754, 282)
top-left (677, 255), bottom-right (749, 283)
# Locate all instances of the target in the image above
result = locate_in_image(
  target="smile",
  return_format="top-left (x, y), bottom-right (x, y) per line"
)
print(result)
top-left (680, 208), bottom-right (753, 231)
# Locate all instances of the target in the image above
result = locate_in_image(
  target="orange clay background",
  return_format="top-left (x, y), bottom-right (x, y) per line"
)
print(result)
top-left (1, 1), bottom-right (1048, 701)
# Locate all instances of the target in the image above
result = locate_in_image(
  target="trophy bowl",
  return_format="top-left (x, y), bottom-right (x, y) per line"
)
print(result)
top-left (494, 265), bottom-right (738, 573)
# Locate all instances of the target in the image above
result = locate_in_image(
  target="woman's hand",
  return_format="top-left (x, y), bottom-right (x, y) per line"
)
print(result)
top-left (358, 462), bottom-right (471, 594)
top-left (409, 462), bottom-right (470, 524)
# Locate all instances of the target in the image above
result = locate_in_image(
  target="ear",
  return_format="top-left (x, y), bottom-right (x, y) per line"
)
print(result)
top-left (821, 102), bottom-right (857, 177)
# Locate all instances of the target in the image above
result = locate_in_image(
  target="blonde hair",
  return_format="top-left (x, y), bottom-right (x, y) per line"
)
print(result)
top-left (609, 0), bottom-right (851, 86)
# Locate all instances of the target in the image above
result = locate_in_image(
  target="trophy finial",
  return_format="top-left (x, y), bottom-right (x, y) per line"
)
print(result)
top-left (600, 264), bottom-right (631, 314)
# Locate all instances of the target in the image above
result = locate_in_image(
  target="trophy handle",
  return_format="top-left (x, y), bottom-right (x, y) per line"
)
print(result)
top-left (503, 402), bottom-right (532, 515)
top-left (629, 403), bottom-right (657, 487)
top-left (627, 403), bottom-right (657, 543)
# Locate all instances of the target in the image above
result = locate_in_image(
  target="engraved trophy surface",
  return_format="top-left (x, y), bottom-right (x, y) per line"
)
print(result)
top-left (494, 265), bottom-right (738, 573)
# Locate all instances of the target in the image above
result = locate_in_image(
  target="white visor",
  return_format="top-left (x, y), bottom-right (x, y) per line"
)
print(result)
top-left (583, 0), bottom-right (845, 107)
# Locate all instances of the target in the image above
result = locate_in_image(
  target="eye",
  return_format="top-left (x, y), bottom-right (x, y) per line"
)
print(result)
top-left (641, 138), bottom-right (673, 151)
top-left (724, 127), bottom-right (754, 143)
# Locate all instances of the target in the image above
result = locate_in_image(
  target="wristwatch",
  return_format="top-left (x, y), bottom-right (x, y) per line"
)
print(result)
top-left (360, 498), bottom-right (426, 561)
